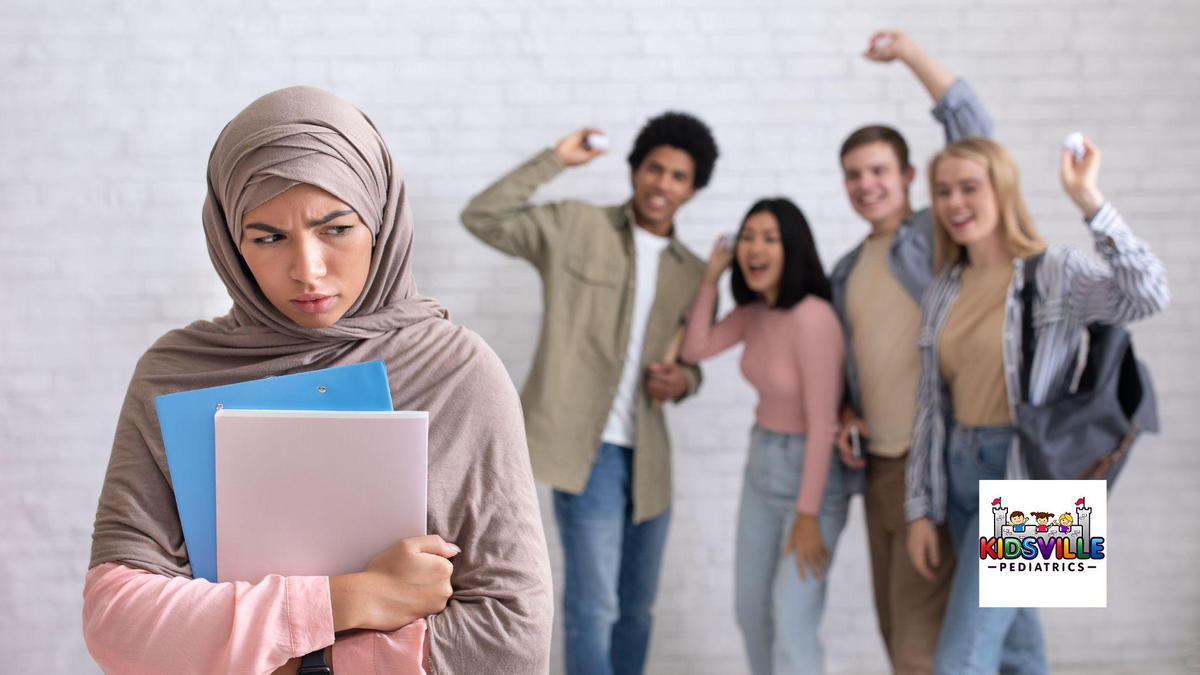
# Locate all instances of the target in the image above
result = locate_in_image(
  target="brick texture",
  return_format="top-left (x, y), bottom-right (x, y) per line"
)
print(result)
top-left (3, 1), bottom-right (1198, 672)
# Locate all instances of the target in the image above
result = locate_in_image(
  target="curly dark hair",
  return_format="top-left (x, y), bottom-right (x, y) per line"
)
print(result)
top-left (627, 111), bottom-right (719, 190)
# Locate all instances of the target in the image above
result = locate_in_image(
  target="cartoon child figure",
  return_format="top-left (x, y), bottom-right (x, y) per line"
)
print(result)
top-left (1009, 511), bottom-right (1027, 532)
top-left (1032, 511), bottom-right (1054, 532)
top-left (1058, 513), bottom-right (1073, 533)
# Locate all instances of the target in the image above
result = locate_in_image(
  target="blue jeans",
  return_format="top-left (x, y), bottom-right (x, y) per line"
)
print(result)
top-left (553, 443), bottom-right (671, 675)
top-left (935, 424), bottom-right (1048, 675)
top-left (734, 425), bottom-right (849, 675)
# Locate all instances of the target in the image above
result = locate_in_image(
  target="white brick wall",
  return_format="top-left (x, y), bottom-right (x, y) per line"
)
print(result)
top-left (3, 1), bottom-right (1198, 672)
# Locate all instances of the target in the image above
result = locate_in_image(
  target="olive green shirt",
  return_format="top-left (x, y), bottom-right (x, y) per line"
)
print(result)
top-left (461, 149), bottom-right (705, 522)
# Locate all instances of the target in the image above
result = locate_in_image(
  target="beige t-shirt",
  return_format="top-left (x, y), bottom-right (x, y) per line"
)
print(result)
top-left (846, 233), bottom-right (921, 458)
top-left (939, 261), bottom-right (1015, 426)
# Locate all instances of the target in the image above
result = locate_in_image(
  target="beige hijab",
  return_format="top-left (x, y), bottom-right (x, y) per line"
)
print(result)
top-left (89, 86), bottom-right (551, 673)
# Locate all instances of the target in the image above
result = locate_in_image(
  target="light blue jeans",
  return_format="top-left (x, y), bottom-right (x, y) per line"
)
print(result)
top-left (735, 425), bottom-right (849, 675)
top-left (554, 443), bottom-right (671, 675)
top-left (935, 423), bottom-right (1048, 675)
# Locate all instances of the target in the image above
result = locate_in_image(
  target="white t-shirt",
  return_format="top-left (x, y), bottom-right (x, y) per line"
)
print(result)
top-left (600, 225), bottom-right (671, 448)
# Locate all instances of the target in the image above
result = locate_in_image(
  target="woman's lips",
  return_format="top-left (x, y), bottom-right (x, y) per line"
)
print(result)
top-left (291, 294), bottom-right (337, 314)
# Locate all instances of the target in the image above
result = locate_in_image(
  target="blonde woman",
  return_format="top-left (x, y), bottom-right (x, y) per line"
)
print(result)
top-left (904, 136), bottom-right (1168, 673)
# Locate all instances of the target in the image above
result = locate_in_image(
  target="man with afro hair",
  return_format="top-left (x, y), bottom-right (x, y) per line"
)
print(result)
top-left (462, 111), bottom-right (718, 674)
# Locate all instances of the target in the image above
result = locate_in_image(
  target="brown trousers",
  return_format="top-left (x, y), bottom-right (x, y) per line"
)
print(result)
top-left (864, 455), bottom-right (955, 674)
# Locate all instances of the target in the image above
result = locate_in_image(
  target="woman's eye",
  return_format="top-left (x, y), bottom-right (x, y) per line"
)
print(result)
top-left (325, 224), bottom-right (354, 236)
top-left (252, 233), bottom-right (284, 245)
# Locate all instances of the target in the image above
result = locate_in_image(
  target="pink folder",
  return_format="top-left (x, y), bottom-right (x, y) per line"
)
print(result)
top-left (214, 409), bottom-right (428, 583)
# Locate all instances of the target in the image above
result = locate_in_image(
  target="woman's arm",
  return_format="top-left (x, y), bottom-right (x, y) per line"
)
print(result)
top-left (681, 236), bottom-right (746, 363)
top-left (680, 282), bottom-right (746, 363)
top-left (793, 300), bottom-right (846, 515)
top-left (783, 300), bottom-right (845, 581)
top-left (422, 335), bottom-right (554, 674)
top-left (83, 563), bottom-right (334, 675)
top-left (85, 537), bottom-right (453, 675)
top-left (1057, 139), bottom-right (1170, 325)
top-left (86, 381), bottom-right (451, 674)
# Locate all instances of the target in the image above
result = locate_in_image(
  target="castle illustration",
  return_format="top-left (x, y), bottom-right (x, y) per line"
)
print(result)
top-left (991, 499), bottom-right (1092, 546)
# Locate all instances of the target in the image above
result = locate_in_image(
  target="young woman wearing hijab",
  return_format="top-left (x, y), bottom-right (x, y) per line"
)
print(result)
top-left (680, 198), bottom-right (847, 674)
top-left (82, 86), bottom-right (553, 674)
top-left (904, 136), bottom-right (1168, 672)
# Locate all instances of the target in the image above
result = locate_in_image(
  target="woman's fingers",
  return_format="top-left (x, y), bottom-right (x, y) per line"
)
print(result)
top-left (413, 534), bottom-right (461, 558)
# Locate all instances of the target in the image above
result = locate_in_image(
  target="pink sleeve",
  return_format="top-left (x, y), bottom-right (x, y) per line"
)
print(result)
top-left (680, 282), bottom-right (746, 363)
top-left (793, 301), bottom-right (846, 515)
top-left (83, 563), bottom-right (429, 675)
top-left (332, 620), bottom-right (428, 675)
top-left (83, 562), bottom-right (334, 674)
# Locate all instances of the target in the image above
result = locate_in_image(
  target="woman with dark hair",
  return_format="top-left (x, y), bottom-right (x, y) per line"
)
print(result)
top-left (681, 198), bottom-right (847, 674)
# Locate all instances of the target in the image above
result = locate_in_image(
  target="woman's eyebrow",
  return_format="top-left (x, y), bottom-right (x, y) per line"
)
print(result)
top-left (309, 209), bottom-right (355, 227)
top-left (244, 222), bottom-right (284, 234)
top-left (243, 209), bottom-right (355, 233)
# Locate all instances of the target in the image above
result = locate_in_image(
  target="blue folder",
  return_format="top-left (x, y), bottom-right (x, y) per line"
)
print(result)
top-left (155, 361), bottom-right (393, 582)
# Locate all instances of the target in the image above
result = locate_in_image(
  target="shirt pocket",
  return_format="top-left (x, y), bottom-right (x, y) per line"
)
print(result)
top-left (562, 253), bottom-right (623, 288)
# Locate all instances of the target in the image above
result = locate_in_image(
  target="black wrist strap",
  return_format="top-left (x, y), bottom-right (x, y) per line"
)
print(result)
top-left (298, 648), bottom-right (332, 674)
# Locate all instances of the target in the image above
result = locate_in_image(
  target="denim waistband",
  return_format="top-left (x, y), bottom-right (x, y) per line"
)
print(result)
top-left (751, 422), bottom-right (806, 443)
top-left (949, 421), bottom-right (1013, 438)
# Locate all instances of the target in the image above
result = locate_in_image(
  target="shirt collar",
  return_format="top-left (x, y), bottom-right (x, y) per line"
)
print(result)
top-left (621, 200), bottom-right (685, 261)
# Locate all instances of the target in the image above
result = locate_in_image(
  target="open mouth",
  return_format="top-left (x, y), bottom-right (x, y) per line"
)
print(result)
top-left (949, 214), bottom-right (975, 229)
top-left (646, 195), bottom-right (670, 210)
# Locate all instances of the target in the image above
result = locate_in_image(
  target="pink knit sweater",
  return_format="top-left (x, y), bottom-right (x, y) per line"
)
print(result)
top-left (682, 283), bottom-right (844, 514)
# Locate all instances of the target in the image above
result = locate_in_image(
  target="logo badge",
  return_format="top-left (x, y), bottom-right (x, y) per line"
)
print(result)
top-left (978, 480), bottom-right (1107, 608)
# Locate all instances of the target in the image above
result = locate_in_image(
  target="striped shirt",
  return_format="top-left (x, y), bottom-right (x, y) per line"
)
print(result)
top-left (905, 203), bottom-right (1170, 523)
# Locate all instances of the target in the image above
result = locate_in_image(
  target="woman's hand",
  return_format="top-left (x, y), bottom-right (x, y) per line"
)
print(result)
top-left (553, 127), bottom-right (607, 167)
top-left (331, 534), bottom-right (459, 633)
top-left (703, 234), bottom-right (735, 285)
top-left (835, 410), bottom-right (869, 469)
top-left (784, 513), bottom-right (828, 581)
top-left (1060, 135), bottom-right (1105, 219)
top-left (906, 518), bottom-right (941, 582)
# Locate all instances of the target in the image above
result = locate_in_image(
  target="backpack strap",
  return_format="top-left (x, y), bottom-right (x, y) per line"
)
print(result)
top-left (1020, 253), bottom-right (1044, 403)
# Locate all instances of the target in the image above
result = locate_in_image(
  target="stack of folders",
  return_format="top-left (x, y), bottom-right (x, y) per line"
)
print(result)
top-left (154, 361), bottom-right (428, 583)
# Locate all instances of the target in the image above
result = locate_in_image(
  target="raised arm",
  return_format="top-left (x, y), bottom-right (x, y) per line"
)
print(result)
top-left (865, 29), bottom-right (993, 142)
top-left (680, 236), bottom-right (745, 363)
top-left (1056, 138), bottom-right (1170, 325)
top-left (460, 128), bottom-right (606, 271)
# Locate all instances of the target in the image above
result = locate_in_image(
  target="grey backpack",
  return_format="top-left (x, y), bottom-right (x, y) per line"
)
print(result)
top-left (1013, 253), bottom-right (1159, 484)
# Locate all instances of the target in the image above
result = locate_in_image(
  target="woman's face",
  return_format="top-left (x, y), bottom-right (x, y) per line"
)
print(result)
top-left (933, 155), bottom-right (1002, 250)
top-left (239, 184), bottom-right (373, 328)
top-left (736, 210), bottom-right (784, 302)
